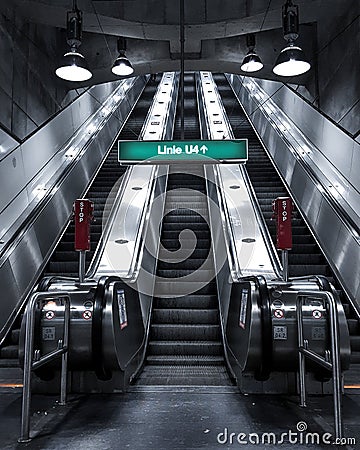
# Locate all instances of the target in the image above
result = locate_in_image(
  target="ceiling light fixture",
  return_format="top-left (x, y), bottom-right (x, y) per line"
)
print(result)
top-left (241, 34), bottom-right (264, 73)
top-left (273, 0), bottom-right (311, 77)
top-left (55, 1), bottom-right (92, 82)
top-left (111, 37), bottom-right (134, 76)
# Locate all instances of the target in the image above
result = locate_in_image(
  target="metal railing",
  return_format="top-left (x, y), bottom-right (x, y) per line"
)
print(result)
top-left (18, 292), bottom-right (70, 443)
top-left (296, 291), bottom-right (343, 439)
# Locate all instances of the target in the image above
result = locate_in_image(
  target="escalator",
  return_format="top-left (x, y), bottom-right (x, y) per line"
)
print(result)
top-left (135, 73), bottom-right (231, 386)
top-left (212, 73), bottom-right (360, 366)
top-left (0, 75), bottom-right (161, 367)
top-left (44, 76), bottom-right (161, 277)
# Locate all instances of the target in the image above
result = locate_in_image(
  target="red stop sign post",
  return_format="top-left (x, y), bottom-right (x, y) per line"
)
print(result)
top-left (74, 199), bottom-right (94, 282)
top-left (272, 197), bottom-right (293, 281)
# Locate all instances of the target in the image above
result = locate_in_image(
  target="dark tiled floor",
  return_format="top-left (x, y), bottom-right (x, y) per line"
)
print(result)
top-left (0, 387), bottom-right (359, 450)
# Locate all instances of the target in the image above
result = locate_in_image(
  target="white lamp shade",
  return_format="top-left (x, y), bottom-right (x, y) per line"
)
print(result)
top-left (55, 52), bottom-right (92, 82)
top-left (111, 56), bottom-right (134, 76)
top-left (273, 45), bottom-right (311, 77)
top-left (241, 52), bottom-right (264, 72)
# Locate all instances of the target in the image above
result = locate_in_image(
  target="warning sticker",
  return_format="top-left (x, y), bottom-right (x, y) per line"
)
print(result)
top-left (273, 326), bottom-right (287, 340)
top-left (45, 310), bottom-right (55, 320)
top-left (117, 290), bottom-right (128, 330)
top-left (312, 310), bottom-right (322, 319)
top-left (42, 326), bottom-right (55, 341)
top-left (82, 310), bottom-right (92, 320)
top-left (274, 309), bottom-right (284, 319)
top-left (239, 289), bottom-right (248, 329)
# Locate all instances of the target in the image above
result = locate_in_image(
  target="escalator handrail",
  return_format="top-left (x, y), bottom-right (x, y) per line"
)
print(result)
top-left (86, 166), bottom-right (134, 278)
top-left (92, 275), bottom-right (122, 380)
top-left (88, 74), bottom-right (178, 282)
top-left (238, 164), bottom-right (282, 278)
top-left (210, 73), bottom-right (282, 279)
top-left (236, 275), bottom-right (273, 380)
top-left (227, 74), bottom-right (360, 249)
top-left (0, 78), bottom-right (139, 263)
top-left (197, 72), bottom-right (281, 280)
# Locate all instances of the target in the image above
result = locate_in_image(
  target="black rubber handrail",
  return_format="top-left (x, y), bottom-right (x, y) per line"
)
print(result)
top-left (237, 275), bottom-right (272, 381)
top-left (92, 276), bottom-right (122, 380)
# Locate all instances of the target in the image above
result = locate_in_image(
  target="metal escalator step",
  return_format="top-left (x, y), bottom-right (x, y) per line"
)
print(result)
top-left (136, 365), bottom-right (230, 386)
top-left (0, 358), bottom-right (20, 368)
top-left (348, 319), bottom-right (360, 335)
top-left (292, 236), bottom-right (316, 244)
top-left (154, 281), bottom-right (216, 296)
top-left (165, 193), bottom-right (205, 200)
top-left (0, 345), bottom-right (18, 359)
top-left (48, 262), bottom-right (79, 272)
top-left (160, 223), bottom-right (209, 232)
top-left (160, 239), bottom-right (211, 250)
top-left (163, 209), bottom-right (207, 216)
top-left (146, 355), bottom-right (224, 366)
top-left (147, 340), bottom-right (223, 356)
top-left (158, 249), bottom-right (210, 260)
top-left (153, 295), bottom-right (218, 309)
top-left (157, 259), bottom-right (211, 271)
top-left (156, 269), bottom-right (214, 280)
top-left (11, 329), bottom-right (20, 345)
top-left (167, 185), bottom-right (206, 192)
top-left (350, 352), bottom-right (360, 364)
top-left (288, 254), bottom-right (326, 265)
top-left (289, 265), bottom-right (329, 276)
top-left (342, 303), bottom-right (350, 316)
top-left (351, 336), bottom-right (360, 352)
top-left (150, 324), bottom-right (221, 341)
top-left (165, 203), bottom-right (208, 211)
top-left (152, 308), bottom-right (218, 325)
top-left (162, 215), bottom-right (209, 224)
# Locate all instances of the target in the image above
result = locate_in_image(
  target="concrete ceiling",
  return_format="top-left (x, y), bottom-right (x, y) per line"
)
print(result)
top-left (6, 0), bottom-right (348, 87)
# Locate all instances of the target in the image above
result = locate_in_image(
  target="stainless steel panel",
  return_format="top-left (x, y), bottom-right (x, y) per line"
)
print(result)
top-left (0, 146), bottom-right (26, 213)
top-left (0, 190), bottom-right (28, 241)
top-left (0, 78), bottom-right (142, 249)
top-left (254, 76), bottom-right (360, 207)
top-left (321, 119), bottom-right (353, 180)
top-left (0, 76), bottom-right (148, 342)
top-left (0, 79), bottom-right (137, 242)
top-left (0, 128), bottom-right (19, 160)
top-left (96, 166), bottom-right (156, 278)
top-left (197, 72), bottom-right (279, 280)
top-left (227, 74), bottom-right (360, 312)
top-left (350, 141), bottom-right (360, 191)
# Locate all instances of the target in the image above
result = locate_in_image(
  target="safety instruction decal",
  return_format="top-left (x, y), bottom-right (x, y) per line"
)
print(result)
top-left (239, 289), bottom-right (248, 329)
top-left (273, 325), bottom-right (287, 340)
top-left (117, 289), bottom-right (128, 330)
top-left (42, 327), bottom-right (55, 341)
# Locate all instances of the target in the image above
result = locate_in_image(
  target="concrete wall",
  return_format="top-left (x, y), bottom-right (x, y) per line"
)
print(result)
top-left (302, 1), bottom-right (360, 138)
top-left (0, 5), bottom-right (79, 141)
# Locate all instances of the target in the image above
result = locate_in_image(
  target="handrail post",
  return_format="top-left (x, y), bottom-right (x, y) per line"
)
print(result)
top-left (18, 293), bottom-right (70, 443)
top-left (328, 293), bottom-right (343, 439)
top-left (296, 291), bottom-right (343, 439)
top-left (296, 298), bottom-right (307, 407)
top-left (18, 294), bottom-right (38, 443)
top-left (59, 300), bottom-right (70, 405)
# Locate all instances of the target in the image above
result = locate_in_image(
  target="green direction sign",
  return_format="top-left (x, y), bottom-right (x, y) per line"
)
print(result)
top-left (118, 139), bottom-right (248, 163)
